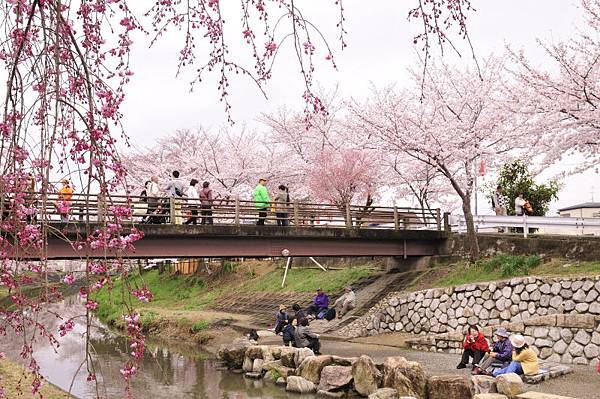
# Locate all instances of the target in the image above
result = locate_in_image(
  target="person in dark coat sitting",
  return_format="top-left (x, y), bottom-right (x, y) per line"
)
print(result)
top-left (292, 303), bottom-right (307, 321)
top-left (282, 318), bottom-right (296, 347)
top-left (474, 327), bottom-right (513, 375)
top-left (457, 325), bottom-right (490, 369)
top-left (273, 304), bottom-right (289, 334)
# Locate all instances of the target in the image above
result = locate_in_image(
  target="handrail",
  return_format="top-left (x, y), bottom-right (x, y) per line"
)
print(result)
top-left (0, 191), bottom-right (445, 231)
top-left (452, 214), bottom-right (600, 237)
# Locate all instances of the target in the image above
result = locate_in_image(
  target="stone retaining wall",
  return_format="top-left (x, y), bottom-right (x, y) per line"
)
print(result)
top-left (338, 275), bottom-right (600, 365)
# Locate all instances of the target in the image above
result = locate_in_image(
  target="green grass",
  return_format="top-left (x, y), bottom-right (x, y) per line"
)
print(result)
top-left (94, 269), bottom-right (213, 326)
top-left (430, 255), bottom-right (600, 288)
top-left (191, 320), bottom-right (210, 332)
top-left (239, 265), bottom-right (374, 293)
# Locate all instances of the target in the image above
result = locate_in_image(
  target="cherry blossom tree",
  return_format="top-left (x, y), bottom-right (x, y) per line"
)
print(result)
top-left (0, 0), bottom-right (477, 396)
top-left (121, 127), bottom-right (269, 198)
top-left (509, 0), bottom-right (600, 171)
top-left (307, 147), bottom-right (377, 208)
top-left (350, 57), bottom-right (536, 261)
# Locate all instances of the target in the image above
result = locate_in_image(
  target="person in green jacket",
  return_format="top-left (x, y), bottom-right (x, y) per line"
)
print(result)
top-left (253, 178), bottom-right (270, 225)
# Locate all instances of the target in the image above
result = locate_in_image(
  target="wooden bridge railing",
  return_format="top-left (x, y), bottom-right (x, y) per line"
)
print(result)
top-left (2, 192), bottom-right (446, 231)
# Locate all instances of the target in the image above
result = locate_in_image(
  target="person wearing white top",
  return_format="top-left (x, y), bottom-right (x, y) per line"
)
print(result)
top-left (514, 193), bottom-right (526, 216)
top-left (184, 179), bottom-right (200, 225)
top-left (334, 286), bottom-right (356, 318)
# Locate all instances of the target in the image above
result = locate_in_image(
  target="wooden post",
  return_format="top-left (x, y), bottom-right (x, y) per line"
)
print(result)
top-left (293, 200), bottom-right (299, 226)
top-left (443, 212), bottom-right (451, 232)
top-left (393, 206), bottom-right (399, 230)
top-left (436, 208), bottom-right (441, 231)
top-left (169, 197), bottom-right (176, 225)
top-left (345, 204), bottom-right (352, 228)
top-left (234, 197), bottom-right (240, 226)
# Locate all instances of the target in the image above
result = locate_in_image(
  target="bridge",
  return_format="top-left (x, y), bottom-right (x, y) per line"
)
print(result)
top-left (3, 193), bottom-right (450, 259)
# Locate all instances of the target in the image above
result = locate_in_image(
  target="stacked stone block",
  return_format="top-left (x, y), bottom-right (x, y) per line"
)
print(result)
top-left (338, 276), bottom-right (600, 365)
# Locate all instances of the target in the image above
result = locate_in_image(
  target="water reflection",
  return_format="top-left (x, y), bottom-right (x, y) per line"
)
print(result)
top-left (0, 298), bottom-right (314, 398)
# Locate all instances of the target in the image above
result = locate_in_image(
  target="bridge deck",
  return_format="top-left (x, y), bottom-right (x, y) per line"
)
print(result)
top-left (40, 224), bottom-right (449, 259)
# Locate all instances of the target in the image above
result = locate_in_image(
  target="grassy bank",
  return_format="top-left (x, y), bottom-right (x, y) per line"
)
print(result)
top-left (411, 255), bottom-right (600, 290)
top-left (239, 265), bottom-right (373, 293)
top-left (0, 358), bottom-right (72, 398)
top-left (93, 262), bottom-right (377, 337)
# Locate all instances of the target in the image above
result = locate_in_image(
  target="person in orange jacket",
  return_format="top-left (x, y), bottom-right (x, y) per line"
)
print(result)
top-left (457, 325), bottom-right (490, 369)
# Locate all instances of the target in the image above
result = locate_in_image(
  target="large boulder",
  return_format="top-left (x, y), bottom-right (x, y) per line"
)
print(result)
top-left (298, 355), bottom-right (335, 384)
top-left (252, 358), bottom-right (264, 373)
top-left (262, 359), bottom-right (296, 379)
top-left (217, 338), bottom-right (254, 369)
top-left (280, 347), bottom-right (298, 368)
top-left (473, 395), bottom-right (508, 399)
top-left (472, 375), bottom-right (498, 394)
top-left (368, 388), bottom-right (400, 399)
top-left (286, 376), bottom-right (316, 394)
top-left (427, 375), bottom-right (474, 399)
top-left (383, 357), bottom-right (426, 399)
top-left (242, 356), bottom-right (253, 372)
top-left (295, 347), bottom-right (316, 367)
top-left (318, 365), bottom-right (353, 392)
top-left (353, 355), bottom-right (383, 396)
top-left (245, 345), bottom-right (275, 362)
top-left (495, 373), bottom-right (524, 397)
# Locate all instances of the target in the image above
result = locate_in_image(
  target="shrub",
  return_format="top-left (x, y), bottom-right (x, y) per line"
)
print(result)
top-left (479, 255), bottom-right (540, 277)
top-left (191, 320), bottom-right (210, 332)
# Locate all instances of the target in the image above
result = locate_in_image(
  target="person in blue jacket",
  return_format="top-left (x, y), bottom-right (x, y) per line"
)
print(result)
top-left (473, 327), bottom-right (513, 375)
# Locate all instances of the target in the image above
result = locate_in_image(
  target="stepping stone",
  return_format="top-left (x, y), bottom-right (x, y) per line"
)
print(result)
top-left (521, 362), bottom-right (573, 384)
top-left (244, 372), bottom-right (262, 379)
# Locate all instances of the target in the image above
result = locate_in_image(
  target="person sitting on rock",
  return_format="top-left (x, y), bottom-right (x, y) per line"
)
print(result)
top-left (305, 288), bottom-right (329, 318)
top-left (292, 303), bottom-right (307, 322)
top-left (333, 285), bottom-right (356, 318)
top-left (493, 334), bottom-right (539, 377)
top-left (294, 317), bottom-right (321, 355)
top-left (473, 327), bottom-right (513, 375)
top-left (457, 325), bottom-right (490, 369)
top-left (274, 304), bottom-right (289, 335)
top-left (282, 317), bottom-right (296, 347)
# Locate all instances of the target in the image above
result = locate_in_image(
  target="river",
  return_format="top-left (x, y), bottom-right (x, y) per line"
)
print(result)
top-left (0, 297), bottom-right (314, 399)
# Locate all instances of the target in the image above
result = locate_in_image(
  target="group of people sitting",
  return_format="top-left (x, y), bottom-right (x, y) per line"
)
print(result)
top-left (271, 286), bottom-right (358, 355)
top-left (458, 325), bottom-right (539, 377)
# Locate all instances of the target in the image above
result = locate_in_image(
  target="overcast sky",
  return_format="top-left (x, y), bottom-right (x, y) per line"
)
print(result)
top-left (120, 0), bottom-right (599, 213)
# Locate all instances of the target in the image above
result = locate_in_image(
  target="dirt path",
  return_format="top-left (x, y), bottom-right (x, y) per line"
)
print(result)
top-left (257, 335), bottom-right (599, 399)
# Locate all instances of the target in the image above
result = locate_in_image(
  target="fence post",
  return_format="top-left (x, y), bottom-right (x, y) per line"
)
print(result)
top-left (169, 197), bottom-right (176, 225)
top-left (393, 206), bottom-right (399, 230)
top-left (436, 208), bottom-right (441, 231)
top-left (234, 197), bottom-right (240, 226)
top-left (293, 201), bottom-right (299, 226)
top-left (345, 204), bottom-right (352, 228)
top-left (523, 214), bottom-right (528, 238)
top-left (443, 212), bottom-right (451, 232)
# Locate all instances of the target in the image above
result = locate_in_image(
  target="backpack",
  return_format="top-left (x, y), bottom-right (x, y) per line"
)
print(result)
top-left (324, 308), bottom-right (336, 321)
top-left (317, 308), bottom-right (328, 320)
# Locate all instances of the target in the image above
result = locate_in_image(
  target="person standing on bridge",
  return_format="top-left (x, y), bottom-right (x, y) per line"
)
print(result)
top-left (273, 184), bottom-right (290, 226)
top-left (253, 178), bottom-right (270, 225)
top-left (184, 179), bottom-right (200, 225)
top-left (199, 181), bottom-right (214, 225)
top-left (166, 170), bottom-right (186, 225)
top-left (57, 178), bottom-right (74, 223)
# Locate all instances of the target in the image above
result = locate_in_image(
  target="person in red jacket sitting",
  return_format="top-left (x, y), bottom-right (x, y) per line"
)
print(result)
top-left (457, 325), bottom-right (490, 369)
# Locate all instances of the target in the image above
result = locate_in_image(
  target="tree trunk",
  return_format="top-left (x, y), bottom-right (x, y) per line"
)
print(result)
top-left (461, 196), bottom-right (480, 263)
